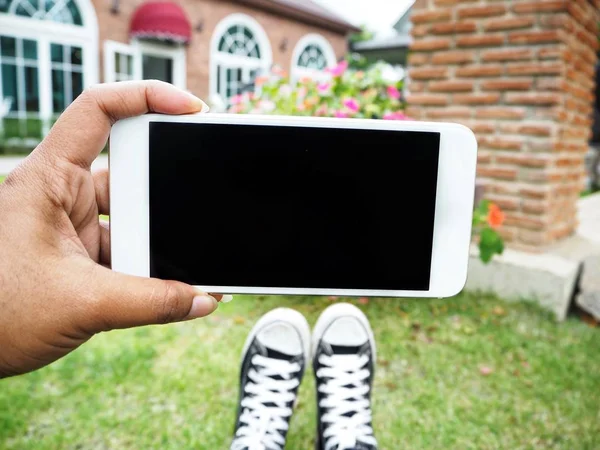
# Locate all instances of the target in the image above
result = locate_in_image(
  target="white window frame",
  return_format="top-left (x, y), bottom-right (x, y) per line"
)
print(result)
top-left (103, 39), bottom-right (186, 89)
top-left (209, 13), bottom-right (272, 102)
top-left (104, 40), bottom-right (136, 83)
top-left (291, 34), bottom-right (336, 83)
top-left (0, 0), bottom-right (98, 140)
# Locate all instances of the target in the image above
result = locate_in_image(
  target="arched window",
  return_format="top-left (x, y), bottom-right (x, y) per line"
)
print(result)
top-left (297, 44), bottom-right (327, 70)
top-left (0, 0), bottom-right (97, 144)
top-left (210, 14), bottom-right (272, 104)
top-left (218, 24), bottom-right (261, 59)
top-left (5, 0), bottom-right (83, 25)
top-left (291, 34), bottom-right (336, 82)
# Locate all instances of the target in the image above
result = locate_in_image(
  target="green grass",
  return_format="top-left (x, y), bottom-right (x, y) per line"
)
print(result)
top-left (1, 294), bottom-right (599, 449)
top-left (581, 188), bottom-right (599, 198)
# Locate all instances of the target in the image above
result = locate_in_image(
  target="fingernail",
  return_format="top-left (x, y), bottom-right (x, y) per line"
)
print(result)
top-left (186, 92), bottom-right (209, 113)
top-left (221, 295), bottom-right (234, 303)
top-left (186, 295), bottom-right (218, 319)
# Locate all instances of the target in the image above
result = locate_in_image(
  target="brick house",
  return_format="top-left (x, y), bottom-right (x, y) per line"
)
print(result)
top-left (0, 0), bottom-right (357, 144)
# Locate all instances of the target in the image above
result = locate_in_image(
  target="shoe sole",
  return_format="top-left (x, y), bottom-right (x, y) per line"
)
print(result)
top-left (311, 302), bottom-right (377, 363)
top-left (240, 307), bottom-right (312, 372)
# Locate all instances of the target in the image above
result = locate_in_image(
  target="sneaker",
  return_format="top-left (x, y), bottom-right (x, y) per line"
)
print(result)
top-left (312, 303), bottom-right (378, 450)
top-left (231, 308), bottom-right (311, 450)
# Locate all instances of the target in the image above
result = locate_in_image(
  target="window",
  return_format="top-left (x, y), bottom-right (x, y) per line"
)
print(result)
top-left (297, 44), bottom-right (327, 70)
top-left (291, 34), bottom-right (336, 82)
top-left (218, 25), bottom-right (261, 58)
top-left (0, 35), bottom-right (41, 138)
top-left (103, 40), bottom-right (185, 88)
top-left (114, 53), bottom-right (133, 82)
top-left (143, 55), bottom-right (172, 84)
top-left (0, 0), bottom-right (98, 144)
top-left (1, 0), bottom-right (83, 25)
top-left (210, 14), bottom-right (272, 104)
top-left (50, 43), bottom-right (83, 113)
top-left (104, 41), bottom-right (135, 83)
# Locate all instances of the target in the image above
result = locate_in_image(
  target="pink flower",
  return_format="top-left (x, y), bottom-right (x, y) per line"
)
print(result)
top-left (297, 86), bottom-right (308, 99)
top-left (343, 98), bottom-right (360, 113)
top-left (316, 104), bottom-right (329, 116)
top-left (383, 111), bottom-right (410, 121)
top-left (230, 94), bottom-right (244, 105)
top-left (326, 60), bottom-right (348, 77)
top-left (228, 104), bottom-right (245, 114)
top-left (387, 85), bottom-right (401, 100)
top-left (334, 110), bottom-right (349, 118)
top-left (317, 82), bottom-right (331, 94)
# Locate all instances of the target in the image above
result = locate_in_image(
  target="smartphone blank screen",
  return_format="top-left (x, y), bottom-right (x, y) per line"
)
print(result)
top-left (149, 122), bottom-right (440, 291)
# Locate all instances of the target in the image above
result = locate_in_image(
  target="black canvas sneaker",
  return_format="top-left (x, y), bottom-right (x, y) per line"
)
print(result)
top-left (312, 303), bottom-right (378, 450)
top-left (231, 308), bottom-right (311, 450)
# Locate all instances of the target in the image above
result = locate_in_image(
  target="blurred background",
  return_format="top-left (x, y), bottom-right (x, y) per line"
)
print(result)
top-left (1, 0), bottom-right (600, 448)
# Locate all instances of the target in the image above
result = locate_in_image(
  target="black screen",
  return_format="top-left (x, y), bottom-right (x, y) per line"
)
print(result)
top-left (149, 122), bottom-right (440, 291)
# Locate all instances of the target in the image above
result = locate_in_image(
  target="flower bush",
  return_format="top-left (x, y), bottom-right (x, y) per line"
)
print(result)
top-left (228, 60), bottom-right (408, 120)
top-left (228, 60), bottom-right (505, 263)
top-left (473, 200), bottom-right (505, 263)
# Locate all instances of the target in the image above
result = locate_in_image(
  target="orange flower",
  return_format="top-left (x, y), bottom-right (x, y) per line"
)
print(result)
top-left (304, 96), bottom-right (319, 108)
top-left (255, 75), bottom-right (269, 86)
top-left (487, 203), bottom-right (505, 229)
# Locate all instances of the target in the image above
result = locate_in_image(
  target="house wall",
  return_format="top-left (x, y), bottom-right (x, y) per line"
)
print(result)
top-left (408, 0), bottom-right (600, 250)
top-left (93, 0), bottom-right (349, 99)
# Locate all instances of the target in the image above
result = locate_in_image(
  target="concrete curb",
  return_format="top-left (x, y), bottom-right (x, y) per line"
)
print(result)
top-left (466, 246), bottom-right (580, 321)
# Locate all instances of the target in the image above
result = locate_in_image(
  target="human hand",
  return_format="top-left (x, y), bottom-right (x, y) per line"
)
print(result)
top-left (0, 81), bottom-right (222, 378)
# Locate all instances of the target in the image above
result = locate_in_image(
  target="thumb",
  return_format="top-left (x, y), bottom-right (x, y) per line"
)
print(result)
top-left (89, 267), bottom-right (218, 332)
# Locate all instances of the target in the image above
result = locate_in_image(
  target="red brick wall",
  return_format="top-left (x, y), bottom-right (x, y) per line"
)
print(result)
top-left (92, 0), bottom-right (348, 98)
top-left (408, 0), bottom-right (600, 250)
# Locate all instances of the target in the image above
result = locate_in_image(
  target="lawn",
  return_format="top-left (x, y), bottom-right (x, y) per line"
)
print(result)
top-left (1, 293), bottom-right (599, 449)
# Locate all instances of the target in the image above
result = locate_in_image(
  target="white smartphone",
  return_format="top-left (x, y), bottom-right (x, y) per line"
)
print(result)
top-left (109, 113), bottom-right (477, 298)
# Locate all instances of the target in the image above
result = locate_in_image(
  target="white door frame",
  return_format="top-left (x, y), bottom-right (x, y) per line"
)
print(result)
top-left (104, 39), bottom-right (186, 90)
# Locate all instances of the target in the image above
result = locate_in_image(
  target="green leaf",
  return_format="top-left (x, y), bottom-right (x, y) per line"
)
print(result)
top-left (478, 227), bottom-right (504, 264)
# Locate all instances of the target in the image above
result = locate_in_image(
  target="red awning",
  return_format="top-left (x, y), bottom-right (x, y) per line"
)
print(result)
top-left (130, 2), bottom-right (192, 44)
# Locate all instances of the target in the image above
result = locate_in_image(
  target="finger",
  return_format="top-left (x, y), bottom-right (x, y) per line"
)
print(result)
top-left (219, 295), bottom-right (234, 303)
top-left (90, 266), bottom-right (218, 332)
top-left (38, 80), bottom-right (209, 168)
top-left (94, 169), bottom-right (110, 216)
top-left (97, 215), bottom-right (225, 299)
top-left (99, 220), bottom-right (110, 266)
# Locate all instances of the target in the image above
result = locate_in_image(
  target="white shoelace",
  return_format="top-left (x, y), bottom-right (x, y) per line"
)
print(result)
top-left (317, 353), bottom-right (377, 450)
top-left (231, 354), bottom-right (301, 450)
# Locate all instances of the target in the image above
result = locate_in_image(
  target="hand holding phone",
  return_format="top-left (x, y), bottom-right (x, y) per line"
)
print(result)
top-left (0, 81), bottom-right (221, 378)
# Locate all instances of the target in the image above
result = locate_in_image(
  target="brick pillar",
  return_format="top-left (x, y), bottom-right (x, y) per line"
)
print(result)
top-left (408, 0), bottom-right (600, 250)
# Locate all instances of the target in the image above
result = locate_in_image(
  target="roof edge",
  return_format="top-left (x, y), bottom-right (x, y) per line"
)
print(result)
top-left (233, 0), bottom-right (361, 34)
